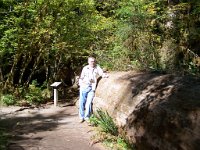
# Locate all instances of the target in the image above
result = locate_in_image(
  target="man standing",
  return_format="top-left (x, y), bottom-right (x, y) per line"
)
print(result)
top-left (78, 57), bottom-right (108, 123)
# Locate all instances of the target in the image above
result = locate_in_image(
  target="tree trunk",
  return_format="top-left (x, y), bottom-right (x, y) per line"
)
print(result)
top-left (0, 67), bottom-right (4, 88)
top-left (24, 53), bottom-right (42, 88)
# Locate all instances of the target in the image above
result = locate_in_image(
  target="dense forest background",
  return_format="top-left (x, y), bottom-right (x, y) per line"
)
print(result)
top-left (0, 0), bottom-right (200, 105)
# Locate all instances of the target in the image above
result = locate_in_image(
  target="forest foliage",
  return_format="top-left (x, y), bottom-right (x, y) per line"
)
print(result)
top-left (0, 0), bottom-right (200, 104)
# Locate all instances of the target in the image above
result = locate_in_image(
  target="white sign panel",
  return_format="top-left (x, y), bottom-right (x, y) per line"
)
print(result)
top-left (50, 82), bottom-right (62, 87)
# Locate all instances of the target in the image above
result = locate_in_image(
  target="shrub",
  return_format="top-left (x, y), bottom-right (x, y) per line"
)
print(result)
top-left (1, 94), bottom-right (16, 106)
top-left (24, 80), bottom-right (43, 105)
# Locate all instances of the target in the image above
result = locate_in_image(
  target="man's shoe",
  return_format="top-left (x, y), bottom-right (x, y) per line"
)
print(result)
top-left (79, 119), bottom-right (84, 123)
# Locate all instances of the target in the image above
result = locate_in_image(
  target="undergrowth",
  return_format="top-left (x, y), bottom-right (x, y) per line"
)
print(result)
top-left (0, 80), bottom-right (51, 106)
top-left (90, 108), bottom-right (135, 150)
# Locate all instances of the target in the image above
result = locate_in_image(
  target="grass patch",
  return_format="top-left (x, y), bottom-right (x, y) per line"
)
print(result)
top-left (90, 108), bottom-right (135, 150)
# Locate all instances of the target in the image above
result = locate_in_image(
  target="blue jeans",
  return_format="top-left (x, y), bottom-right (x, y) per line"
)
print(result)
top-left (79, 86), bottom-right (95, 119)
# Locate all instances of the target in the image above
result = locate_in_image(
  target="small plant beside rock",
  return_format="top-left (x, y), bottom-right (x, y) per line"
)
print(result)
top-left (90, 108), bottom-right (135, 150)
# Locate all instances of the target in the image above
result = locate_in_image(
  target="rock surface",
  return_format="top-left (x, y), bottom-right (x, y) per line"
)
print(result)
top-left (93, 71), bottom-right (200, 150)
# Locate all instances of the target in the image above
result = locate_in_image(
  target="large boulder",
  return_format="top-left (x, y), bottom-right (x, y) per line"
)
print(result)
top-left (93, 71), bottom-right (200, 150)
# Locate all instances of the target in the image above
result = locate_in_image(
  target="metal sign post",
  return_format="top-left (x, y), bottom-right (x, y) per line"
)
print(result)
top-left (50, 82), bottom-right (62, 107)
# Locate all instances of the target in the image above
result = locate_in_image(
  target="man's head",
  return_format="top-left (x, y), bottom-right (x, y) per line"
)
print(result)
top-left (88, 57), bottom-right (96, 68)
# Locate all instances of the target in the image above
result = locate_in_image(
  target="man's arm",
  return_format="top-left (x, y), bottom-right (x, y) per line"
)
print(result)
top-left (97, 65), bottom-right (109, 78)
top-left (79, 67), bottom-right (85, 86)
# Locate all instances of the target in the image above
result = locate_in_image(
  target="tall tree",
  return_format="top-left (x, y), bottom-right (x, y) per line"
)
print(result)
top-left (0, 0), bottom-right (114, 93)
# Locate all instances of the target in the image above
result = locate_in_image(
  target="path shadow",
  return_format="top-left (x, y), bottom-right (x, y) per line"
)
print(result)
top-left (0, 106), bottom-right (77, 150)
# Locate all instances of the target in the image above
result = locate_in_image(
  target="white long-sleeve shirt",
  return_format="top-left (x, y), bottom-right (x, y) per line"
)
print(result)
top-left (79, 65), bottom-right (105, 91)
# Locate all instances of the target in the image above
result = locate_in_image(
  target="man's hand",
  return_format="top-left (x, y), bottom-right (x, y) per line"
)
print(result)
top-left (102, 73), bottom-right (109, 78)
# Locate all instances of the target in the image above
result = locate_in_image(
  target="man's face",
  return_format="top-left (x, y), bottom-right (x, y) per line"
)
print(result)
top-left (88, 58), bottom-right (96, 68)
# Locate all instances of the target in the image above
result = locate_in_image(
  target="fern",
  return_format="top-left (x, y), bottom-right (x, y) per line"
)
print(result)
top-left (90, 108), bottom-right (118, 136)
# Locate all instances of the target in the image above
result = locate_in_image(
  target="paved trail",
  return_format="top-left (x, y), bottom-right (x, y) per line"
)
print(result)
top-left (0, 105), bottom-right (105, 150)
